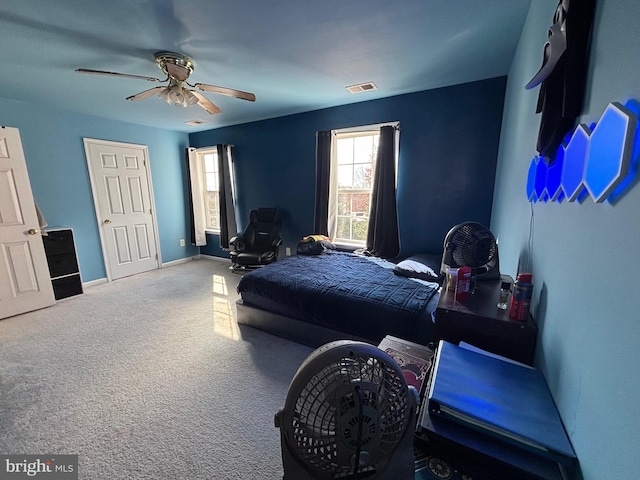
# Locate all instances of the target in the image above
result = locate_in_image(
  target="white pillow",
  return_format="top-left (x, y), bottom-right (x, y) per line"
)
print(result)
top-left (396, 259), bottom-right (437, 276)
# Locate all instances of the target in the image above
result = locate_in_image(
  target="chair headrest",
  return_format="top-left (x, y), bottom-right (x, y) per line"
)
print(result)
top-left (255, 208), bottom-right (279, 223)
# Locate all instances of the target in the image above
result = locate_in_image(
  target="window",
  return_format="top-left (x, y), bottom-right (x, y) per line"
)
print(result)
top-left (188, 144), bottom-right (237, 247)
top-left (198, 149), bottom-right (220, 232)
top-left (333, 131), bottom-right (379, 245)
top-left (318, 123), bottom-right (398, 252)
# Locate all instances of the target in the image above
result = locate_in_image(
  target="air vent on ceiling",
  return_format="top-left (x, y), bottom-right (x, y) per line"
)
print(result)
top-left (346, 82), bottom-right (378, 94)
top-left (185, 120), bottom-right (207, 126)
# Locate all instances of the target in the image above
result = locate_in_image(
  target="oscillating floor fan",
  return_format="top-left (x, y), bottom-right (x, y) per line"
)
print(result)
top-left (441, 221), bottom-right (500, 280)
top-left (274, 340), bottom-right (418, 480)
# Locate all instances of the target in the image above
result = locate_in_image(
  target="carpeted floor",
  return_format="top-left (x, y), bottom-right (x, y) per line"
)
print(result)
top-left (0, 259), bottom-right (314, 479)
top-left (0, 258), bottom-right (490, 480)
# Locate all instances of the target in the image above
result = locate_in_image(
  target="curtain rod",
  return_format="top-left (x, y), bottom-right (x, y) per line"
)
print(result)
top-left (331, 121), bottom-right (400, 136)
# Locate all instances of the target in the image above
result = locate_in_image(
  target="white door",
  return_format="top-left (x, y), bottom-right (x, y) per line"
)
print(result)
top-left (0, 126), bottom-right (56, 319)
top-left (84, 138), bottom-right (161, 281)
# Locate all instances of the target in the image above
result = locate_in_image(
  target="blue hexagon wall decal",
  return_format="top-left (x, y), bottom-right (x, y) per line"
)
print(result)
top-left (526, 156), bottom-right (538, 202)
top-left (585, 102), bottom-right (637, 202)
top-left (562, 124), bottom-right (590, 201)
top-left (535, 156), bottom-right (549, 202)
top-left (608, 100), bottom-right (640, 203)
top-left (546, 146), bottom-right (565, 201)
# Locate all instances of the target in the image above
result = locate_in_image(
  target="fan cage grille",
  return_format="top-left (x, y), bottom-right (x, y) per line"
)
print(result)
top-left (448, 223), bottom-right (497, 268)
top-left (288, 353), bottom-right (409, 475)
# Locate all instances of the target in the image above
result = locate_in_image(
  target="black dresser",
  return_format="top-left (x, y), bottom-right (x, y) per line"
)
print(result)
top-left (42, 228), bottom-right (83, 300)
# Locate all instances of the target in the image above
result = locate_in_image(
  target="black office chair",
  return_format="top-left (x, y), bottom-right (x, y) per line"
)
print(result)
top-left (229, 208), bottom-right (283, 271)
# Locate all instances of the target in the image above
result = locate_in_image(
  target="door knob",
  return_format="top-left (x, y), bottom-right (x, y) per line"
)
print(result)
top-left (103, 219), bottom-right (112, 224)
top-left (28, 228), bottom-right (39, 235)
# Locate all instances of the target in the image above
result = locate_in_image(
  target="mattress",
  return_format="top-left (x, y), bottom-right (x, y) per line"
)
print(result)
top-left (236, 250), bottom-right (440, 344)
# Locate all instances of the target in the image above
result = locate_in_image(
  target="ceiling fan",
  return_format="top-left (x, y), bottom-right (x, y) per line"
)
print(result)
top-left (76, 52), bottom-right (255, 115)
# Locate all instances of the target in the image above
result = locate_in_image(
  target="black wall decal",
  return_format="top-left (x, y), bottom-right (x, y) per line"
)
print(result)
top-left (527, 0), bottom-right (596, 162)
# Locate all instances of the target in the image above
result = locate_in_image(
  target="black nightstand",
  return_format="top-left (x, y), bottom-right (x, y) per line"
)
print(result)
top-left (434, 279), bottom-right (537, 365)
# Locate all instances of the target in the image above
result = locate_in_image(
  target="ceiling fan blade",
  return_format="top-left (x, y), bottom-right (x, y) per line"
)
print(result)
top-left (126, 86), bottom-right (166, 101)
top-left (76, 68), bottom-right (163, 82)
top-left (194, 83), bottom-right (256, 102)
top-left (191, 91), bottom-right (222, 115)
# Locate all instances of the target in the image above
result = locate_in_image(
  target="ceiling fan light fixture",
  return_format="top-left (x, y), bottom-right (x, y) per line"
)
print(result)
top-left (158, 83), bottom-right (198, 108)
top-left (168, 84), bottom-right (186, 107)
top-left (158, 87), bottom-right (169, 102)
top-left (184, 90), bottom-right (199, 107)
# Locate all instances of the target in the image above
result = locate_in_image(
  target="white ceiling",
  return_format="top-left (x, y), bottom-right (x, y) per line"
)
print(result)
top-left (0, 0), bottom-right (532, 132)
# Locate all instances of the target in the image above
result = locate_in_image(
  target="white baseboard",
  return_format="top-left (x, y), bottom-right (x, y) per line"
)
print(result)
top-left (83, 277), bottom-right (108, 288)
top-left (162, 255), bottom-right (201, 267)
top-left (198, 254), bottom-right (230, 264)
top-left (163, 254), bottom-right (229, 266)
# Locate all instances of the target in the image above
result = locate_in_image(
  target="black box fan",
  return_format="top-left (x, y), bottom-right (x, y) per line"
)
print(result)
top-left (274, 340), bottom-right (417, 480)
top-left (441, 221), bottom-right (500, 281)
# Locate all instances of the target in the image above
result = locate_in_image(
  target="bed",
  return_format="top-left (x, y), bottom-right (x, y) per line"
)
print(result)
top-left (235, 250), bottom-right (441, 347)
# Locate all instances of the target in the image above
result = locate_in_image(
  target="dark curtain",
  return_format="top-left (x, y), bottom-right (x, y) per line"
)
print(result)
top-left (185, 148), bottom-right (197, 245)
top-left (366, 125), bottom-right (399, 259)
top-left (217, 144), bottom-right (238, 250)
top-left (313, 131), bottom-right (332, 236)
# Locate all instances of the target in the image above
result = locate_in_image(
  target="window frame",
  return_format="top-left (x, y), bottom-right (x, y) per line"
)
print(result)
top-left (194, 147), bottom-right (221, 234)
top-left (328, 122), bottom-right (399, 248)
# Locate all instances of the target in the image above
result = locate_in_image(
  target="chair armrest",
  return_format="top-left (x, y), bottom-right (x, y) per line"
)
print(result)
top-left (230, 235), bottom-right (246, 251)
top-left (272, 237), bottom-right (283, 247)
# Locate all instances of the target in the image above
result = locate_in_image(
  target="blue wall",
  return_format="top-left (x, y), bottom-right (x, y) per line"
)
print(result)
top-left (0, 97), bottom-right (196, 282)
top-left (492, 1), bottom-right (640, 478)
top-left (191, 77), bottom-right (507, 259)
top-left (0, 77), bottom-right (507, 281)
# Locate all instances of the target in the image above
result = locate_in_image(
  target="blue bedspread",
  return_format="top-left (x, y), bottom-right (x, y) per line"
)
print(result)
top-left (237, 251), bottom-right (439, 343)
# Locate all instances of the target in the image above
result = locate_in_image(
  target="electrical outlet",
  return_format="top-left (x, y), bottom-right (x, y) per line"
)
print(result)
top-left (180, 239), bottom-right (185, 247)
top-left (285, 247), bottom-right (291, 256)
